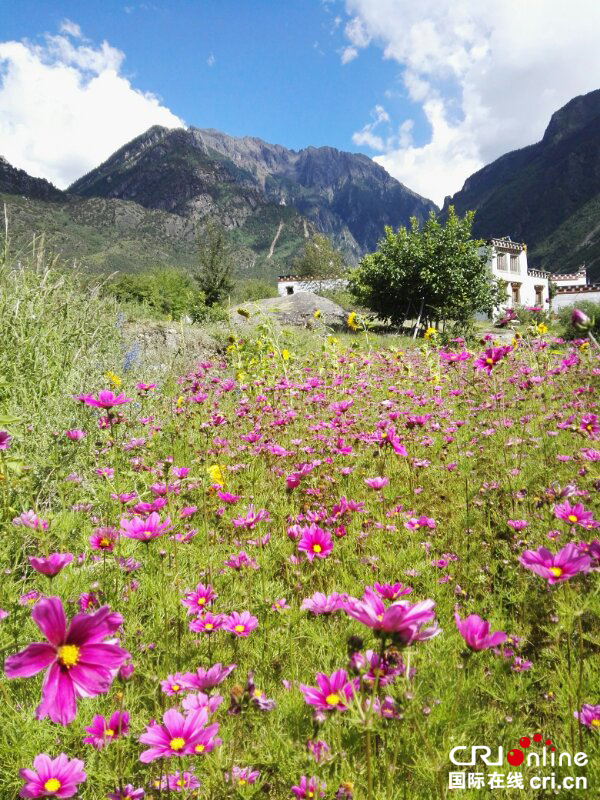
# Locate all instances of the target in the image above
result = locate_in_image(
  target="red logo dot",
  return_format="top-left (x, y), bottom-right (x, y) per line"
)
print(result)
top-left (519, 737), bottom-right (531, 748)
top-left (507, 749), bottom-right (524, 766)
top-left (533, 733), bottom-right (542, 742)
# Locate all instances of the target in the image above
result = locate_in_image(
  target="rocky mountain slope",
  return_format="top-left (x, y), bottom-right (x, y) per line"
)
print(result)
top-left (442, 89), bottom-right (600, 280)
top-left (69, 125), bottom-right (437, 261)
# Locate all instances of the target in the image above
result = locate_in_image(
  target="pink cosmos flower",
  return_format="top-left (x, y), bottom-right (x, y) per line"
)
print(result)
top-left (89, 528), bottom-right (118, 552)
top-left (181, 583), bottom-right (216, 615)
top-left (301, 592), bottom-right (345, 615)
top-left (107, 785), bottom-right (144, 800)
top-left (139, 708), bottom-right (213, 762)
top-left (188, 612), bottom-right (224, 635)
top-left (404, 515), bottom-right (436, 531)
top-left (272, 598), bottom-right (290, 612)
top-left (299, 669), bottom-right (355, 712)
top-left (75, 390), bottom-right (132, 409)
top-left (160, 673), bottom-right (188, 696)
top-left (4, 596), bottom-right (129, 725)
top-left (0, 430), bottom-right (11, 450)
top-left (64, 429), bottom-right (86, 441)
top-left (181, 691), bottom-right (224, 715)
top-left (364, 477), bottom-right (389, 490)
top-left (580, 414), bottom-right (599, 438)
top-left (507, 519), bottom-right (528, 531)
top-left (119, 512), bottom-right (172, 542)
top-left (440, 350), bottom-right (470, 364)
top-left (344, 588), bottom-right (440, 644)
top-left (297, 525), bottom-right (333, 561)
top-left (232, 506), bottom-right (270, 529)
top-left (554, 501), bottom-right (596, 529)
top-left (136, 382), bottom-right (156, 391)
top-left (160, 772), bottom-right (201, 792)
top-left (292, 776), bottom-right (326, 799)
top-left (224, 551), bottom-right (259, 570)
top-left (574, 704), bottom-right (600, 728)
top-left (228, 766), bottom-right (260, 786)
top-left (181, 663), bottom-right (236, 691)
top-left (373, 582), bottom-right (412, 600)
top-left (28, 553), bottom-right (73, 578)
top-left (83, 711), bottom-right (129, 749)
top-left (19, 753), bottom-right (86, 798)
top-left (223, 611), bottom-right (258, 637)
top-left (519, 543), bottom-right (592, 584)
top-left (473, 346), bottom-right (511, 373)
top-left (379, 426), bottom-right (408, 456)
top-left (13, 510), bottom-right (48, 530)
top-left (454, 613), bottom-right (507, 651)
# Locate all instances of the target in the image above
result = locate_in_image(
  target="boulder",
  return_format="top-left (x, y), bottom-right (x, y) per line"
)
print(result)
top-left (231, 291), bottom-right (347, 330)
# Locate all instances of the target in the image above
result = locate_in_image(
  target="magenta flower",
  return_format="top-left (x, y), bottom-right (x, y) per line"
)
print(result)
top-left (473, 346), bottom-right (511, 373)
top-left (13, 510), bottom-right (48, 530)
top-left (181, 662), bottom-right (236, 690)
top-left (344, 587), bottom-right (440, 644)
top-left (292, 776), bottom-right (326, 799)
top-left (229, 766), bottom-right (260, 786)
top-left (519, 543), bottom-right (592, 584)
top-left (136, 382), bottom-right (156, 391)
top-left (223, 611), bottom-right (258, 637)
top-left (0, 430), bottom-right (12, 450)
top-left (182, 691), bottom-right (224, 715)
top-left (139, 708), bottom-right (212, 762)
top-left (364, 477), bottom-right (389, 490)
top-left (554, 501), bottom-right (596, 529)
top-left (373, 582), bottom-right (412, 600)
top-left (28, 553), bottom-right (73, 578)
top-left (160, 673), bottom-right (188, 696)
top-left (119, 512), bottom-right (172, 542)
top-left (107, 785), bottom-right (145, 800)
top-left (580, 414), bottom-right (599, 438)
top-left (188, 612), bottom-right (224, 634)
top-left (160, 772), bottom-right (201, 792)
top-left (83, 710), bottom-right (129, 749)
top-left (297, 525), bottom-right (333, 562)
top-left (571, 308), bottom-right (593, 330)
top-left (19, 753), bottom-right (86, 798)
top-left (574, 703), bottom-right (600, 729)
top-left (232, 506), bottom-right (270, 529)
top-left (89, 528), bottom-right (118, 552)
top-left (4, 596), bottom-right (129, 725)
top-left (454, 613), bottom-right (507, 651)
top-left (299, 669), bottom-right (355, 712)
top-left (507, 519), bottom-right (527, 531)
top-left (301, 592), bottom-right (345, 615)
top-left (379, 426), bottom-right (408, 455)
top-left (75, 390), bottom-right (132, 409)
top-left (404, 515), bottom-right (436, 531)
top-left (181, 583), bottom-right (216, 615)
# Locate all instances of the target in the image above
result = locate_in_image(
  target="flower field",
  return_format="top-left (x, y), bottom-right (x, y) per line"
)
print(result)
top-left (1, 278), bottom-right (599, 798)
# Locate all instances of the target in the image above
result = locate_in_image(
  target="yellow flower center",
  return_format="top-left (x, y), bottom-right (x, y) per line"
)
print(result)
top-left (177, 779), bottom-right (184, 787)
top-left (196, 744), bottom-right (206, 752)
top-left (57, 644), bottom-right (80, 668)
top-left (377, 614), bottom-right (384, 622)
top-left (99, 538), bottom-right (110, 548)
top-left (204, 623), bottom-right (214, 630)
top-left (254, 689), bottom-right (263, 698)
top-left (586, 424), bottom-right (593, 431)
top-left (239, 779), bottom-right (247, 786)
top-left (44, 779), bottom-right (61, 792)
top-left (326, 693), bottom-right (341, 706)
top-left (568, 514), bottom-right (578, 523)
top-left (197, 597), bottom-right (206, 605)
top-left (312, 544), bottom-right (322, 553)
top-left (169, 737), bottom-right (186, 751)
top-left (234, 624), bottom-right (245, 633)
top-left (104, 728), bottom-right (115, 737)
top-left (485, 357), bottom-right (494, 365)
top-left (549, 567), bottom-right (563, 577)
top-left (591, 719), bottom-right (600, 727)
top-left (308, 793), bottom-right (314, 798)
top-left (171, 684), bottom-right (180, 692)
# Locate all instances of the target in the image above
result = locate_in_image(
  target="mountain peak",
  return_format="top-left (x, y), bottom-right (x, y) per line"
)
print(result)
top-left (542, 88), bottom-right (600, 145)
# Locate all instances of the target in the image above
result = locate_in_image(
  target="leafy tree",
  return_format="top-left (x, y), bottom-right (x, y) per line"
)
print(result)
top-left (106, 269), bottom-right (201, 320)
top-left (349, 207), bottom-right (505, 334)
top-left (291, 234), bottom-right (347, 290)
top-left (193, 221), bottom-right (234, 307)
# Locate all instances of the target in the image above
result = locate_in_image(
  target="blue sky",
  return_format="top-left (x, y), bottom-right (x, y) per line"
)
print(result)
top-left (1, 1), bottom-right (600, 203)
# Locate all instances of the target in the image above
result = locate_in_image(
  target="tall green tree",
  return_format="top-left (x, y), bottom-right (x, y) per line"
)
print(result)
top-left (193, 221), bottom-right (234, 307)
top-left (349, 207), bottom-right (505, 333)
top-left (292, 234), bottom-right (347, 285)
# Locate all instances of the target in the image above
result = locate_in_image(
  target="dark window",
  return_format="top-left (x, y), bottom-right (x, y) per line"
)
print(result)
top-left (286, 286), bottom-right (294, 295)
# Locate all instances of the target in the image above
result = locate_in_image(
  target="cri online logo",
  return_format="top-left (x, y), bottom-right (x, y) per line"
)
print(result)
top-left (450, 733), bottom-right (588, 768)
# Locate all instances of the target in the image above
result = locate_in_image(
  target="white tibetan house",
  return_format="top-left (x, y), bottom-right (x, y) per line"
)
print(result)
top-left (551, 267), bottom-right (600, 309)
top-left (277, 275), bottom-right (348, 297)
top-left (485, 237), bottom-right (550, 310)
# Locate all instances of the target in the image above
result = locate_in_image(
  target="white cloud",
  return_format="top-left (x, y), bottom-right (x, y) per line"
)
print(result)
top-left (343, 0), bottom-right (600, 205)
top-left (352, 103), bottom-right (392, 151)
top-left (207, 53), bottom-right (215, 67)
top-left (0, 24), bottom-right (183, 188)
top-left (341, 46), bottom-right (358, 64)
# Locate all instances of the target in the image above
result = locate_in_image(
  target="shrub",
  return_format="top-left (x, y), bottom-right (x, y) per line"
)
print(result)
top-left (558, 300), bottom-right (600, 339)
